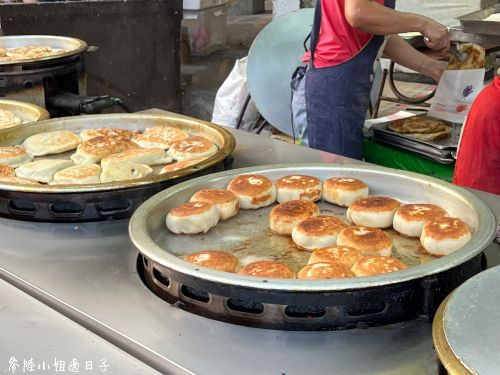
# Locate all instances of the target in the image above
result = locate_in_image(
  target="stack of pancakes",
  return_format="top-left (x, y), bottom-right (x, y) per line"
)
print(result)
top-left (389, 117), bottom-right (451, 141)
top-left (0, 45), bottom-right (71, 62)
top-left (169, 173), bottom-right (473, 280)
top-left (0, 126), bottom-right (218, 185)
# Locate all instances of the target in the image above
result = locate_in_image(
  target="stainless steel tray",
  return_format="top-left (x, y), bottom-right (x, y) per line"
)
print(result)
top-left (130, 164), bottom-right (496, 292)
top-left (372, 115), bottom-right (460, 150)
top-left (458, 4), bottom-right (500, 36)
top-left (0, 35), bottom-right (87, 66)
top-left (0, 99), bottom-right (49, 124)
top-left (372, 136), bottom-right (454, 164)
top-left (0, 113), bottom-right (235, 193)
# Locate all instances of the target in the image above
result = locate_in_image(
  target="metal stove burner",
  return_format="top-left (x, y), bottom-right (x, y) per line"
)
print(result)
top-left (137, 253), bottom-right (484, 331)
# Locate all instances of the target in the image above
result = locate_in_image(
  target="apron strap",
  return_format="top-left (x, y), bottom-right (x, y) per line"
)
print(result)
top-left (308, 0), bottom-right (322, 66)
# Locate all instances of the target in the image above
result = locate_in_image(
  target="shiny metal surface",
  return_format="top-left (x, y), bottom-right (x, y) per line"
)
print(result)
top-left (0, 219), bottom-right (439, 375)
top-left (0, 35), bottom-right (87, 65)
top-left (0, 99), bottom-right (49, 123)
top-left (247, 9), bottom-right (313, 137)
top-left (0, 278), bottom-right (160, 375)
top-left (450, 26), bottom-right (500, 45)
top-left (130, 164), bottom-right (496, 292)
top-left (0, 113), bottom-right (235, 192)
top-left (372, 115), bottom-right (460, 150)
top-left (1, 110), bottom-right (499, 374)
top-left (442, 266), bottom-right (500, 374)
top-left (458, 4), bottom-right (500, 36)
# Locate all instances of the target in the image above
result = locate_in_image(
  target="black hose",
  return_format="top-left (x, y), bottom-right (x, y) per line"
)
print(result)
top-left (114, 98), bottom-right (133, 113)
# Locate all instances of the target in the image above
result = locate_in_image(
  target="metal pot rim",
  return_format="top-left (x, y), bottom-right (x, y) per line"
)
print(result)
top-left (129, 164), bottom-right (497, 292)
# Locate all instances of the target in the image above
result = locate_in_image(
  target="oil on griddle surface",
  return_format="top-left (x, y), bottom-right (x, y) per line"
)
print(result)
top-left (162, 200), bottom-right (439, 274)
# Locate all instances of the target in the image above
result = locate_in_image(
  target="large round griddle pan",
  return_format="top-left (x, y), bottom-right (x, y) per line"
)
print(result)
top-left (130, 164), bottom-right (496, 330)
top-left (247, 9), bottom-right (313, 137)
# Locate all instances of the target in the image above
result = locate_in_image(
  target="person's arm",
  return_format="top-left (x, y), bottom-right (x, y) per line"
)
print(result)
top-left (383, 35), bottom-right (448, 82)
top-left (344, 0), bottom-right (450, 52)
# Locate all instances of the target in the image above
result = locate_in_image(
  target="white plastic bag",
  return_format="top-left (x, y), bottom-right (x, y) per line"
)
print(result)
top-left (211, 57), bottom-right (259, 130)
top-left (428, 69), bottom-right (485, 123)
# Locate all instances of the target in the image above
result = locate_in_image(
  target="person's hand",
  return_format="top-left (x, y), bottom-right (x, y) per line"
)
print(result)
top-left (423, 60), bottom-right (448, 82)
top-left (422, 19), bottom-right (450, 53)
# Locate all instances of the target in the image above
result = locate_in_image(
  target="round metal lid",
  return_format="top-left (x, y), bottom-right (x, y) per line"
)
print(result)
top-left (435, 266), bottom-right (500, 374)
top-left (247, 9), bottom-right (313, 137)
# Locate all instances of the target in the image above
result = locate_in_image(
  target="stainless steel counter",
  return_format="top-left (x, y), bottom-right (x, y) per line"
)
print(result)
top-left (0, 109), bottom-right (498, 375)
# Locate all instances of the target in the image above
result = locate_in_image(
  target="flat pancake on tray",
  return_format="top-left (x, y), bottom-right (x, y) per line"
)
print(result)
top-left (79, 128), bottom-right (136, 142)
top-left (101, 147), bottom-right (172, 168)
top-left (22, 131), bottom-right (82, 157)
top-left (133, 126), bottom-right (189, 149)
top-left (100, 159), bottom-right (153, 183)
top-left (0, 109), bottom-right (22, 129)
top-left (51, 164), bottom-right (102, 185)
top-left (402, 126), bottom-right (452, 141)
top-left (389, 117), bottom-right (446, 134)
top-left (71, 136), bottom-right (138, 164)
top-left (446, 43), bottom-right (485, 71)
top-left (0, 146), bottom-right (33, 167)
top-left (6, 46), bottom-right (52, 57)
top-left (15, 159), bottom-right (73, 183)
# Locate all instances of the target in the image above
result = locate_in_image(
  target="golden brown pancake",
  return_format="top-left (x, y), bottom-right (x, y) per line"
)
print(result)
top-left (269, 200), bottom-right (319, 235)
top-left (347, 196), bottom-right (401, 228)
top-left (22, 131), bottom-right (82, 157)
top-left (402, 127), bottom-right (452, 141)
top-left (190, 189), bottom-right (240, 220)
top-left (322, 177), bottom-right (369, 207)
top-left (227, 174), bottom-right (277, 209)
top-left (337, 226), bottom-right (392, 257)
top-left (166, 201), bottom-right (220, 234)
top-left (50, 49), bottom-right (70, 56)
top-left (389, 117), bottom-right (446, 134)
top-left (238, 261), bottom-right (295, 279)
top-left (420, 217), bottom-right (472, 257)
top-left (0, 163), bottom-right (15, 177)
top-left (71, 136), bottom-right (138, 164)
top-left (292, 215), bottom-right (347, 251)
top-left (100, 160), bottom-right (153, 183)
top-left (0, 48), bottom-right (6, 57)
top-left (298, 261), bottom-right (354, 279)
top-left (15, 159), bottom-right (73, 183)
top-left (274, 175), bottom-right (322, 202)
top-left (133, 126), bottom-right (189, 149)
top-left (0, 109), bottom-right (22, 129)
top-left (101, 147), bottom-right (172, 167)
top-left (183, 251), bottom-right (239, 273)
top-left (393, 204), bottom-right (448, 237)
top-left (79, 128), bottom-right (135, 142)
top-left (447, 43), bottom-right (485, 70)
top-left (169, 201), bottom-right (215, 217)
top-left (308, 245), bottom-right (364, 269)
top-left (351, 256), bottom-right (408, 277)
top-left (51, 164), bottom-right (101, 185)
top-left (168, 136), bottom-right (218, 161)
top-left (6, 46), bottom-right (52, 56)
top-left (160, 157), bottom-right (207, 174)
top-left (0, 146), bottom-right (33, 167)
top-left (0, 176), bottom-right (40, 185)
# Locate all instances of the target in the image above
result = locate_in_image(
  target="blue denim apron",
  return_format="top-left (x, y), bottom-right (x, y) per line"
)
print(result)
top-left (305, 0), bottom-right (396, 160)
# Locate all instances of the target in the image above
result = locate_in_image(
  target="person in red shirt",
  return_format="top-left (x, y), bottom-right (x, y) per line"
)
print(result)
top-left (454, 77), bottom-right (500, 195)
top-left (302, 0), bottom-right (449, 160)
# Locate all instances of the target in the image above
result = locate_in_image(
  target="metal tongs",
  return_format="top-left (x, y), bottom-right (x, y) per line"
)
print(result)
top-left (448, 46), bottom-right (470, 63)
top-left (424, 37), bottom-right (470, 63)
